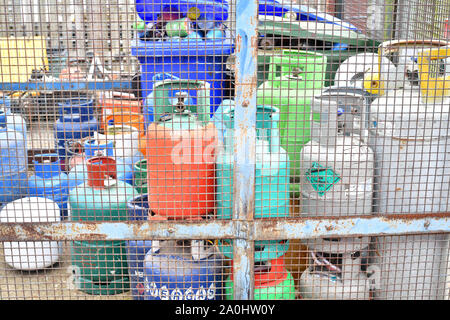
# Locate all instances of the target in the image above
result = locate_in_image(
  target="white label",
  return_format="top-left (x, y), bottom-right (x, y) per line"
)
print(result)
top-left (144, 281), bottom-right (216, 300)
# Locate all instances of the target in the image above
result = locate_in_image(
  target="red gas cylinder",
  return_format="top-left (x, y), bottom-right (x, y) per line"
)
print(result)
top-left (226, 257), bottom-right (297, 299)
top-left (146, 121), bottom-right (217, 219)
top-left (145, 83), bottom-right (217, 219)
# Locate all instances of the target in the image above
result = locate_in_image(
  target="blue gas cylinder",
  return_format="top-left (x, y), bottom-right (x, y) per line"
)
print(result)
top-left (143, 240), bottom-right (224, 300)
top-left (0, 109), bottom-right (27, 143)
top-left (126, 194), bottom-right (153, 300)
top-left (68, 138), bottom-right (134, 186)
top-left (28, 154), bottom-right (70, 219)
top-left (0, 95), bottom-right (11, 114)
top-left (54, 97), bottom-right (98, 166)
top-left (0, 113), bottom-right (27, 206)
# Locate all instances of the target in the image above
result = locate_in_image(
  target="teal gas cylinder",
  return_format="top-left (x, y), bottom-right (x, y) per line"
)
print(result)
top-left (214, 101), bottom-right (289, 261)
top-left (69, 156), bottom-right (137, 295)
top-left (214, 101), bottom-right (290, 219)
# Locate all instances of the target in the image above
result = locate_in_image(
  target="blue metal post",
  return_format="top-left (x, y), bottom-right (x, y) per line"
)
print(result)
top-left (233, 0), bottom-right (258, 300)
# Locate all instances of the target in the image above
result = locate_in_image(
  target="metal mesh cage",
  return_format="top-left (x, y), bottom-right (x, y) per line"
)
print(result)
top-left (0, 0), bottom-right (448, 301)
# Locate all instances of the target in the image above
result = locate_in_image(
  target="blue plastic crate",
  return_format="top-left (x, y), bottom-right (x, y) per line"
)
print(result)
top-left (131, 34), bottom-right (233, 114)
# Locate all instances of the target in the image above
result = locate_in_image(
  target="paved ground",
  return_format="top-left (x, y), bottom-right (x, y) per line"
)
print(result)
top-left (0, 243), bottom-right (132, 300)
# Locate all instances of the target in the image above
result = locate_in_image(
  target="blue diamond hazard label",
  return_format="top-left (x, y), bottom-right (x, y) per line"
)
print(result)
top-left (305, 162), bottom-right (341, 196)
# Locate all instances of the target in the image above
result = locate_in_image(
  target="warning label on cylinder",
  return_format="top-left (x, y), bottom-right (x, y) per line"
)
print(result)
top-left (305, 162), bottom-right (341, 196)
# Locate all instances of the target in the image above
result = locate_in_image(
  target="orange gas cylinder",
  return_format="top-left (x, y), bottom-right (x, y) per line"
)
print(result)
top-left (145, 79), bottom-right (216, 219)
top-left (98, 92), bottom-right (142, 130)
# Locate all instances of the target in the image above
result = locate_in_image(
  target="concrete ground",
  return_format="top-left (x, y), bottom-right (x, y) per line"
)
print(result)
top-left (0, 243), bottom-right (132, 300)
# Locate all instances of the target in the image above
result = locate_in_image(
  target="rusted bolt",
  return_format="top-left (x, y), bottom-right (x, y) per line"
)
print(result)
top-left (242, 100), bottom-right (249, 108)
top-left (424, 221), bottom-right (430, 229)
top-left (167, 228), bottom-right (175, 234)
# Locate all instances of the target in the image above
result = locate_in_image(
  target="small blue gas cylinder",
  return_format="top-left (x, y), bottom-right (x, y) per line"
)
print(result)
top-left (143, 240), bottom-right (224, 300)
top-left (54, 97), bottom-right (98, 166)
top-left (68, 138), bottom-right (134, 186)
top-left (28, 153), bottom-right (70, 219)
top-left (126, 194), bottom-right (153, 300)
top-left (0, 113), bottom-right (27, 206)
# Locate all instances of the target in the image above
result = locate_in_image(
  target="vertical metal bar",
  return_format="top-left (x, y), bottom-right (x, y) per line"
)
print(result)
top-left (232, 0), bottom-right (258, 300)
top-left (383, 0), bottom-right (397, 40)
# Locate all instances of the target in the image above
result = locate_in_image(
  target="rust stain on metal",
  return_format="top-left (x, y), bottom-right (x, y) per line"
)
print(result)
top-left (236, 34), bottom-right (242, 53)
top-left (0, 224), bottom-right (19, 240)
top-left (21, 224), bottom-right (52, 240)
top-left (74, 233), bottom-right (107, 241)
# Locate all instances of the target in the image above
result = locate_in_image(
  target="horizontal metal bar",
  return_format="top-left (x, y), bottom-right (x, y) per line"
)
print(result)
top-left (0, 214), bottom-right (448, 241)
top-left (0, 80), bottom-right (132, 91)
top-left (253, 213), bottom-right (450, 240)
top-left (0, 220), bottom-right (235, 241)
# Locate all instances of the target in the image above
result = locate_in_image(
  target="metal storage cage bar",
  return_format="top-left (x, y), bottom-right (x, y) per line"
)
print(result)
top-left (0, 0), bottom-right (449, 300)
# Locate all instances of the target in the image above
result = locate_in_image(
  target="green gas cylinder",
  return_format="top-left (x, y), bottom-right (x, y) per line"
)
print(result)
top-left (257, 17), bottom-right (380, 86)
top-left (69, 156), bottom-right (137, 295)
top-left (257, 49), bottom-right (327, 196)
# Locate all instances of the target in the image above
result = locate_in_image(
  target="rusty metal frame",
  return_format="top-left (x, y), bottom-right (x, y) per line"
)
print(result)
top-left (0, 0), bottom-right (450, 301)
top-left (0, 214), bottom-right (449, 242)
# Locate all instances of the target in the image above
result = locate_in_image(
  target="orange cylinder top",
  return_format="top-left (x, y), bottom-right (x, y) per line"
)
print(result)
top-left (98, 92), bottom-right (142, 130)
top-left (105, 113), bottom-right (145, 133)
top-left (145, 122), bottom-right (218, 219)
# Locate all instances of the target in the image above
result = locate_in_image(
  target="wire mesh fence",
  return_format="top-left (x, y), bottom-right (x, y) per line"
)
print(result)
top-left (0, 0), bottom-right (448, 300)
